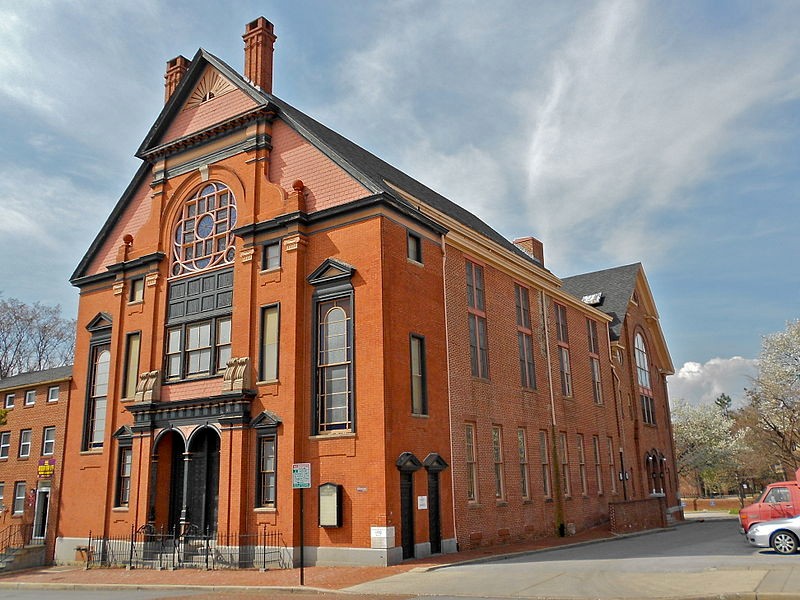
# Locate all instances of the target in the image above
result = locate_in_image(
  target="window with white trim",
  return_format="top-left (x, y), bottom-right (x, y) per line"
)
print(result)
top-left (492, 425), bottom-right (505, 500)
top-left (4, 393), bottom-right (14, 409)
top-left (539, 430), bottom-right (551, 498)
top-left (465, 423), bottom-right (478, 502)
top-left (593, 435), bottom-right (603, 495)
top-left (518, 428), bottom-right (530, 500)
top-left (12, 481), bottom-right (25, 514)
top-left (559, 432), bottom-right (571, 497)
top-left (47, 386), bottom-right (59, 403)
top-left (24, 390), bottom-right (35, 406)
top-left (18, 429), bottom-right (31, 458)
top-left (577, 434), bottom-right (588, 496)
top-left (0, 432), bottom-right (10, 459)
top-left (41, 427), bottom-right (55, 456)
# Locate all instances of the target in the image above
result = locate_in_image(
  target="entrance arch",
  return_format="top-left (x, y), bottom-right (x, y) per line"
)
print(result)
top-left (152, 426), bottom-right (220, 535)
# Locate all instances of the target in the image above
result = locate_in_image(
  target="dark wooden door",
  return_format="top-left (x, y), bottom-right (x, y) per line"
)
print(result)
top-left (187, 429), bottom-right (220, 534)
top-left (427, 470), bottom-right (441, 554)
top-left (400, 471), bottom-right (414, 559)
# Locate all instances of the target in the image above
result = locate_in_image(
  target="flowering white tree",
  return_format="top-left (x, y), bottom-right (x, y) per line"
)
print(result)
top-left (745, 319), bottom-right (800, 474)
top-left (672, 399), bottom-right (748, 495)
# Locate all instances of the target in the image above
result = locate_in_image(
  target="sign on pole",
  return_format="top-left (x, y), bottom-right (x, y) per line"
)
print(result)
top-left (292, 463), bottom-right (311, 489)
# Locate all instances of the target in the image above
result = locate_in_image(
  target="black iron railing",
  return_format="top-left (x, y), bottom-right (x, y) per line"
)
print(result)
top-left (0, 524), bottom-right (37, 555)
top-left (85, 524), bottom-right (288, 570)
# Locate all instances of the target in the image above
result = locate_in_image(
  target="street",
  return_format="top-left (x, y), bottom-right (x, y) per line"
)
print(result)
top-left (2, 518), bottom-right (799, 599)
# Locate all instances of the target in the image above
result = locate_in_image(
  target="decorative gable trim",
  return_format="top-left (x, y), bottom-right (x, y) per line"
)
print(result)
top-left (423, 452), bottom-right (449, 472)
top-left (396, 451), bottom-right (423, 473)
top-left (113, 425), bottom-right (134, 440)
top-left (86, 312), bottom-right (113, 333)
top-left (307, 258), bottom-right (355, 287)
top-left (185, 68), bottom-right (236, 110)
top-left (251, 410), bottom-right (282, 429)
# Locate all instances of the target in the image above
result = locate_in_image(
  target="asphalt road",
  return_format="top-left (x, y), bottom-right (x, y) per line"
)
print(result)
top-left (348, 517), bottom-right (800, 598)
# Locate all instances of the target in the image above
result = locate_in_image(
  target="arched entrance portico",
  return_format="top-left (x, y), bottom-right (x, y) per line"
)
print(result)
top-left (151, 426), bottom-right (220, 535)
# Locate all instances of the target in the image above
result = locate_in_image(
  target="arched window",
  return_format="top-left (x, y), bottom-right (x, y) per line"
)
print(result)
top-left (634, 333), bottom-right (650, 391)
top-left (317, 301), bottom-right (352, 431)
top-left (646, 451), bottom-right (666, 495)
top-left (171, 182), bottom-right (237, 277)
top-left (88, 348), bottom-right (110, 449)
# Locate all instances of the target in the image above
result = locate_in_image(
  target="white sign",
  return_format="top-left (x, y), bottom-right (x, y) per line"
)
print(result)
top-left (292, 463), bottom-right (311, 489)
top-left (370, 526), bottom-right (395, 549)
top-left (417, 495), bottom-right (428, 510)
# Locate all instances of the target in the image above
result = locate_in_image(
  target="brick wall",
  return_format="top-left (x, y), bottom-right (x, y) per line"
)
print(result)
top-left (608, 497), bottom-right (667, 534)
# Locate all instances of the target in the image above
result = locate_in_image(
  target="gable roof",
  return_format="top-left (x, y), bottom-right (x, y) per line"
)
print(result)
top-left (561, 263), bottom-right (641, 340)
top-left (0, 365), bottom-right (73, 392)
top-left (73, 48), bottom-right (545, 283)
top-left (562, 263), bottom-right (674, 374)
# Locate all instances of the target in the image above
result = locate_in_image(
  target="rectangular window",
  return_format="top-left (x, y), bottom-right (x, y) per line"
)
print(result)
top-left (316, 296), bottom-right (353, 432)
top-left (41, 427), bottom-right (55, 456)
top-left (13, 482), bottom-right (25, 514)
top-left (186, 321), bottom-right (212, 375)
top-left (166, 328), bottom-right (182, 379)
top-left (164, 269), bottom-right (234, 382)
top-left (4, 393), bottom-right (14, 409)
top-left (18, 429), bottom-right (31, 458)
top-left (129, 277), bottom-right (144, 303)
top-left (593, 435), bottom-right (603, 495)
top-left (591, 357), bottom-right (603, 404)
top-left (607, 437), bottom-right (617, 493)
top-left (47, 386), bottom-right (59, 403)
top-left (515, 284), bottom-right (536, 389)
top-left (466, 261), bottom-right (489, 378)
top-left (492, 426), bottom-right (505, 500)
top-left (116, 447), bottom-right (132, 507)
top-left (558, 346), bottom-right (572, 397)
top-left (577, 434), bottom-right (587, 496)
top-left (0, 482), bottom-right (4, 511)
top-left (24, 390), bottom-right (35, 406)
top-left (263, 241), bottom-right (281, 271)
top-left (257, 435), bottom-right (277, 507)
top-left (518, 428), bottom-right (530, 500)
top-left (554, 303), bottom-right (569, 343)
top-left (407, 231), bottom-right (423, 263)
top-left (539, 430), bottom-right (551, 498)
top-left (260, 305), bottom-right (280, 381)
top-left (559, 432), bottom-right (571, 497)
top-left (641, 395), bottom-right (656, 425)
top-left (410, 335), bottom-right (427, 415)
top-left (465, 423), bottom-right (478, 502)
top-left (123, 332), bottom-right (141, 399)
top-left (0, 432), bottom-right (10, 459)
top-left (587, 319), bottom-right (599, 354)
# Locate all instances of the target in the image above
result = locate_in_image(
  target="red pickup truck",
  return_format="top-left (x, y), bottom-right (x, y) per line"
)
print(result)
top-left (739, 468), bottom-right (800, 533)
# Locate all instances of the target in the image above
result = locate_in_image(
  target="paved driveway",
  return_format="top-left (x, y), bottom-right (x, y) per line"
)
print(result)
top-left (347, 518), bottom-right (800, 599)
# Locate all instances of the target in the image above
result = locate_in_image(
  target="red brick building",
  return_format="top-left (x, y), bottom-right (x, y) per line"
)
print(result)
top-left (0, 366), bottom-right (72, 562)
top-left (54, 18), bottom-right (680, 566)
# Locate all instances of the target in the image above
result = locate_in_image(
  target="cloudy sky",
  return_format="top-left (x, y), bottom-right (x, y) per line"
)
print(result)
top-left (2, 0), bottom-right (798, 405)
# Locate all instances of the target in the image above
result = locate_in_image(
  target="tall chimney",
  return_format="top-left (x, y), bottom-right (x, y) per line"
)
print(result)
top-left (243, 17), bottom-right (277, 93)
top-left (164, 55), bottom-right (190, 103)
top-left (513, 236), bottom-right (544, 266)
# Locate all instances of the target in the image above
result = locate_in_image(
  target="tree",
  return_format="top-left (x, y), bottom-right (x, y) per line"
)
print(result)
top-left (672, 398), bottom-right (748, 496)
top-left (0, 297), bottom-right (75, 379)
top-left (745, 319), bottom-right (800, 475)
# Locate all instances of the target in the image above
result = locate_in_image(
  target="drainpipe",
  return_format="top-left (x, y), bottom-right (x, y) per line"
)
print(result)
top-left (441, 233), bottom-right (458, 551)
top-left (539, 291), bottom-right (564, 535)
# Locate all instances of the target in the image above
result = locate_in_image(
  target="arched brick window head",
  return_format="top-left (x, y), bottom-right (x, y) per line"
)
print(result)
top-left (171, 182), bottom-right (237, 277)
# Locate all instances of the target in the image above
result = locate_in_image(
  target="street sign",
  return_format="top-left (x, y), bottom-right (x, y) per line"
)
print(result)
top-left (292, 462), bottom-right (311, 489)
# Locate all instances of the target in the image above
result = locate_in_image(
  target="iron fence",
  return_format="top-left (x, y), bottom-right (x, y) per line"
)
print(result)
top-left (0, 523), bottom-right (39, 555)
top-left (85, 524), bottom-right (288, 570)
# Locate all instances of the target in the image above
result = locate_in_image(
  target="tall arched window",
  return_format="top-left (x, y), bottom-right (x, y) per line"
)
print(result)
top-left (317, 300), bottom-right (352, 431)
top-left (635, 333), bottom-right (656, 425)
top-left (634, 333), bottom-right (650, 391)
top-left (88, 347), bottom-right (110, 449)
top-left (171, 182), bottom-right (237, 277)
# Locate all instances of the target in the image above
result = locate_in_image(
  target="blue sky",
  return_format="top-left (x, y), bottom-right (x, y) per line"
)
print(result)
top-left (2, 0), bottom-right (798, 404)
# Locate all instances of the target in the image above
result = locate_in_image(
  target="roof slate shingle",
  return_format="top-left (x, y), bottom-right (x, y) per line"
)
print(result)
top-left (0, 365), bottom-right (73, 392)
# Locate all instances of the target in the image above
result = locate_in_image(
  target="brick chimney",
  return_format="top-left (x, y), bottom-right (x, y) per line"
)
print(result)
top-left (513, 236), bottom-right (544, 266)
top-left (164, 55), bottom-right (190, 103)
top-left (243, 17), bottom-right (277, 93)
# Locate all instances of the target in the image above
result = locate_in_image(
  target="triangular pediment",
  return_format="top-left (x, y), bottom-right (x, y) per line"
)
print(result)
top-left (137, 49), bottom-right (269, 158)
top-left (251, 410), bottom-right (282, 429)
top-left (307, 258), bottom-right (355, 287)
top-left (423, 452), bottom-right (449, 472)
top-left (86, 312), bottom-right (113, 332)
top-left (396, 451), bottom-right (423, 472)
top-left (113, 425), bottom-right (134, 439)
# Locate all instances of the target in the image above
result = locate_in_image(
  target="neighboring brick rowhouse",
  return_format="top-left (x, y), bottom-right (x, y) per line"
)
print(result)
top-left (55, 17), bottom-right (680, 567)
top-left (0, 367), bottom-right (72, 562)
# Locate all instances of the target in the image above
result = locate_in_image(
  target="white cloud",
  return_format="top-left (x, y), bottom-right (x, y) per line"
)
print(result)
top-left (523, 1), bottom-right (800, 273)
top-left (667, 357), bottom-right (758, 407)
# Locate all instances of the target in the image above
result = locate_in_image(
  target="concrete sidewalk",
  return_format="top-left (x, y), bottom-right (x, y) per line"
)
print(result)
top-left (4, 517), bottom-right (798, 599)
